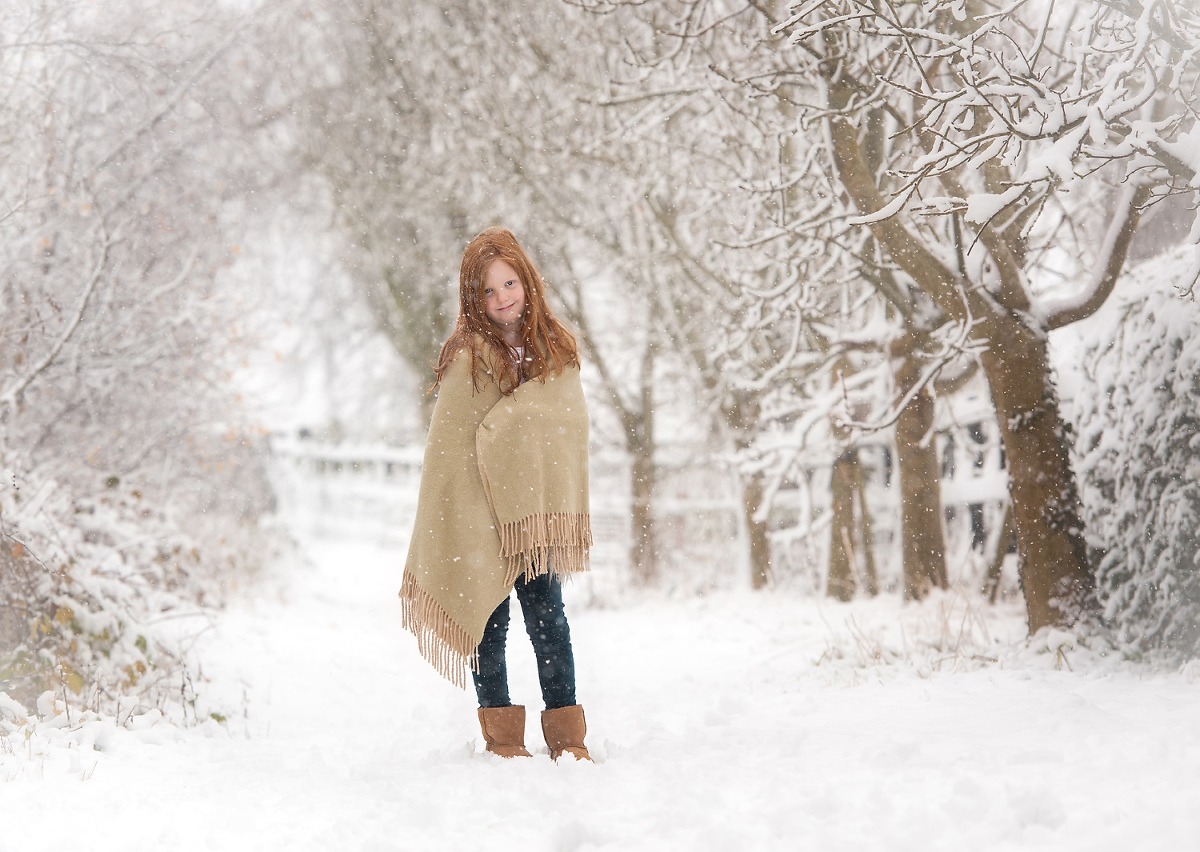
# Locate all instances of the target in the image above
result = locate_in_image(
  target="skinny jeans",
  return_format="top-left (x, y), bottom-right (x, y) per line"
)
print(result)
top-left (471, 571), bottom-right (577, 710)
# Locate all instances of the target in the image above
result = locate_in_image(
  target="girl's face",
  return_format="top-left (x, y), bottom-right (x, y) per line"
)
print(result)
top-left (482, 259), bottom-right (526, 335)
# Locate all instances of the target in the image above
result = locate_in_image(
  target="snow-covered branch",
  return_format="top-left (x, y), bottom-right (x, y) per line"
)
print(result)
top-left (1040, 180), bottom-right (1153, 329)
top-left (0, 219), bottom-right (112, 412)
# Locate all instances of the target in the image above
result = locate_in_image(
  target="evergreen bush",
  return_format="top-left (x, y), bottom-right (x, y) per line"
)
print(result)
top-left (1070, 251), bottom-right (1200, 659)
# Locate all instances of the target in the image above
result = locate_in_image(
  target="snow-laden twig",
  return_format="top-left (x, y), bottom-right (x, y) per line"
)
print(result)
top-left (0, 215), bottom-right (113, 412)
top-left (847, 165), bottom-right (933, 225)
top-left (834, 316), bottom-right (985, 435)
top-left (92, 24), bottom-right (247, 174)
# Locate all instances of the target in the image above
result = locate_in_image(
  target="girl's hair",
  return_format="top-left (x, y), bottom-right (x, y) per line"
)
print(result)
top-left (433, 227), bottom-right (579, 394)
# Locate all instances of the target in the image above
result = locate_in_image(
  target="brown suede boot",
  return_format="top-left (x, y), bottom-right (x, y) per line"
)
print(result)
top-left (478, 705), bottom-right (532, 758)
top-left (541, 704), bottom-right (592, 762)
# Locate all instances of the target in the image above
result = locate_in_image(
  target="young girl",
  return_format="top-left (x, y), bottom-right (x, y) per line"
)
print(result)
top-left (399, 227), bottom-right (593, 762)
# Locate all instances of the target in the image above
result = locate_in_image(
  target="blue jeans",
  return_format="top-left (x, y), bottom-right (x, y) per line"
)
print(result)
top-left (472, 571), bottom-right (577, 710)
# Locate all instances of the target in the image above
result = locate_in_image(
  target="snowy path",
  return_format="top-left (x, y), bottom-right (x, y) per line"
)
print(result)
top-left (5, 535), bottom-right (1200, 851)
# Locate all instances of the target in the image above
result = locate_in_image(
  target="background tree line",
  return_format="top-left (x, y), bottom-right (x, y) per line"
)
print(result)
top-left (291, 0), bottom-right (1200, 653)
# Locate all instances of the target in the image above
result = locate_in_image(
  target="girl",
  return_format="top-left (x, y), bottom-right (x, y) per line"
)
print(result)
top-left (399, 227), bottom-right (593, 762)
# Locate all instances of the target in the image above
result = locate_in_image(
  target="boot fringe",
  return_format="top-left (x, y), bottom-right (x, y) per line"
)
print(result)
top-left (399, 570), bottom-right (477, 689)
top-left (497, 512), bottom-right (592, 585)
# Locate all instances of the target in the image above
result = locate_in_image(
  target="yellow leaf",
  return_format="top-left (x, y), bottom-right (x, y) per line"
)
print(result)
top-left (61, 665), bottom-right (85, 695)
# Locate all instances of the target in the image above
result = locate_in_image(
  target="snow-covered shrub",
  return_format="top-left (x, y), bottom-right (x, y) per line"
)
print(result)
top-left (1069, 251), bottom-right (1200, 659)
top-left (0, 0), bottom-right (283, 719)
top-left (0, 454), bottom-right (271, 715)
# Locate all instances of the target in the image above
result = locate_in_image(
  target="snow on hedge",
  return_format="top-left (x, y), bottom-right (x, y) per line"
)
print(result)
top-left (1066, 247), bottom-right (1200, 658)
top-left (0, 468), bottom-right (273, 721)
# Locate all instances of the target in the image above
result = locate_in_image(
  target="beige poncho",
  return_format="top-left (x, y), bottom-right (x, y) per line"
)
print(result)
top-left (399, 343), bottom-right (592, 687)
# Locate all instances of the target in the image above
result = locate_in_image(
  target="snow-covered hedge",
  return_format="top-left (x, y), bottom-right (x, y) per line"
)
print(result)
top-left (1069, 250), bottom-right (1200, 659)
top-left (0, 457), bottom-right (271, 718)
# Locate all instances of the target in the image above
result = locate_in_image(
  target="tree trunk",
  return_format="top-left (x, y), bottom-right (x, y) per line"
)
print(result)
top-left (827, 448), bottom-right (858, 601)
top-left (980, 322), bottom-right (1094, 631)
top-left (823, 81), bottom-right (1094, 632)
top-left (626, 313), bottom-right (659, 587)
top-left (984, 500), bottom-right (1014, 604)
top-left (743, 472), bottom-right (773, 589)
top-left (893, 351), bottom-right (949, 600)
top-left (718, 392), bottom-right (775, 589)
top-left (557, 264), bottom-right (661, 587)
top-left (629, 433), bottom-right (658, 586)
top-left (851, 458), bottom-right (879, 596)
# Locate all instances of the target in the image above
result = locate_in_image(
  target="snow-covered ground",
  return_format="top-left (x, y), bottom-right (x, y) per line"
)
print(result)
top-left (3, 530), bottom-right (1199, 851)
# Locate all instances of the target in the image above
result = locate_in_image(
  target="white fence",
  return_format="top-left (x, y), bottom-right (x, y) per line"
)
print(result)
top-left (269, 436), bottom-right (425, 544)
top-left (268, 435), bottom-right (748, 597)
top-left (269, 426), bottom-right (1009, 595)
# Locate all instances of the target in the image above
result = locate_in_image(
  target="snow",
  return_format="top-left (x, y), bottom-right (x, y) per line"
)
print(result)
top-left (4, 532), bottom-right (1200, 849)
top-left (2, 453), bottom-right (1200, 852)
top-left (847, 181), bottom-right (920, 226)
top-left (965, 186), bottom-right (1025, 225)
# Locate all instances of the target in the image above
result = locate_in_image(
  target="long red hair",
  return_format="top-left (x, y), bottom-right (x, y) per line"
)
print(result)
top-left (433, 227), bottom-right (579, 394)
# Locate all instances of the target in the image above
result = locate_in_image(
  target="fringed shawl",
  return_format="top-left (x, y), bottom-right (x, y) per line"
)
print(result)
top-left (399, 343), bottom-right (591, 687)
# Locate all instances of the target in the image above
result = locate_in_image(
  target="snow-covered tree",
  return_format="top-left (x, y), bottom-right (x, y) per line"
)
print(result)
top-left (766, 0), bottom-right (1200, 631)
top-left (562, 0), bottom-right (958, 597)
top-left (569, 0), bottom-right (1200, 629)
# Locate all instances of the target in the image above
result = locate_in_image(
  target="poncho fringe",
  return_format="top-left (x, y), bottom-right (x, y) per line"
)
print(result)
top-left (498, 512), bottom-right (593, 586)
top-left (398, 571), bottom-right (478, 688)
